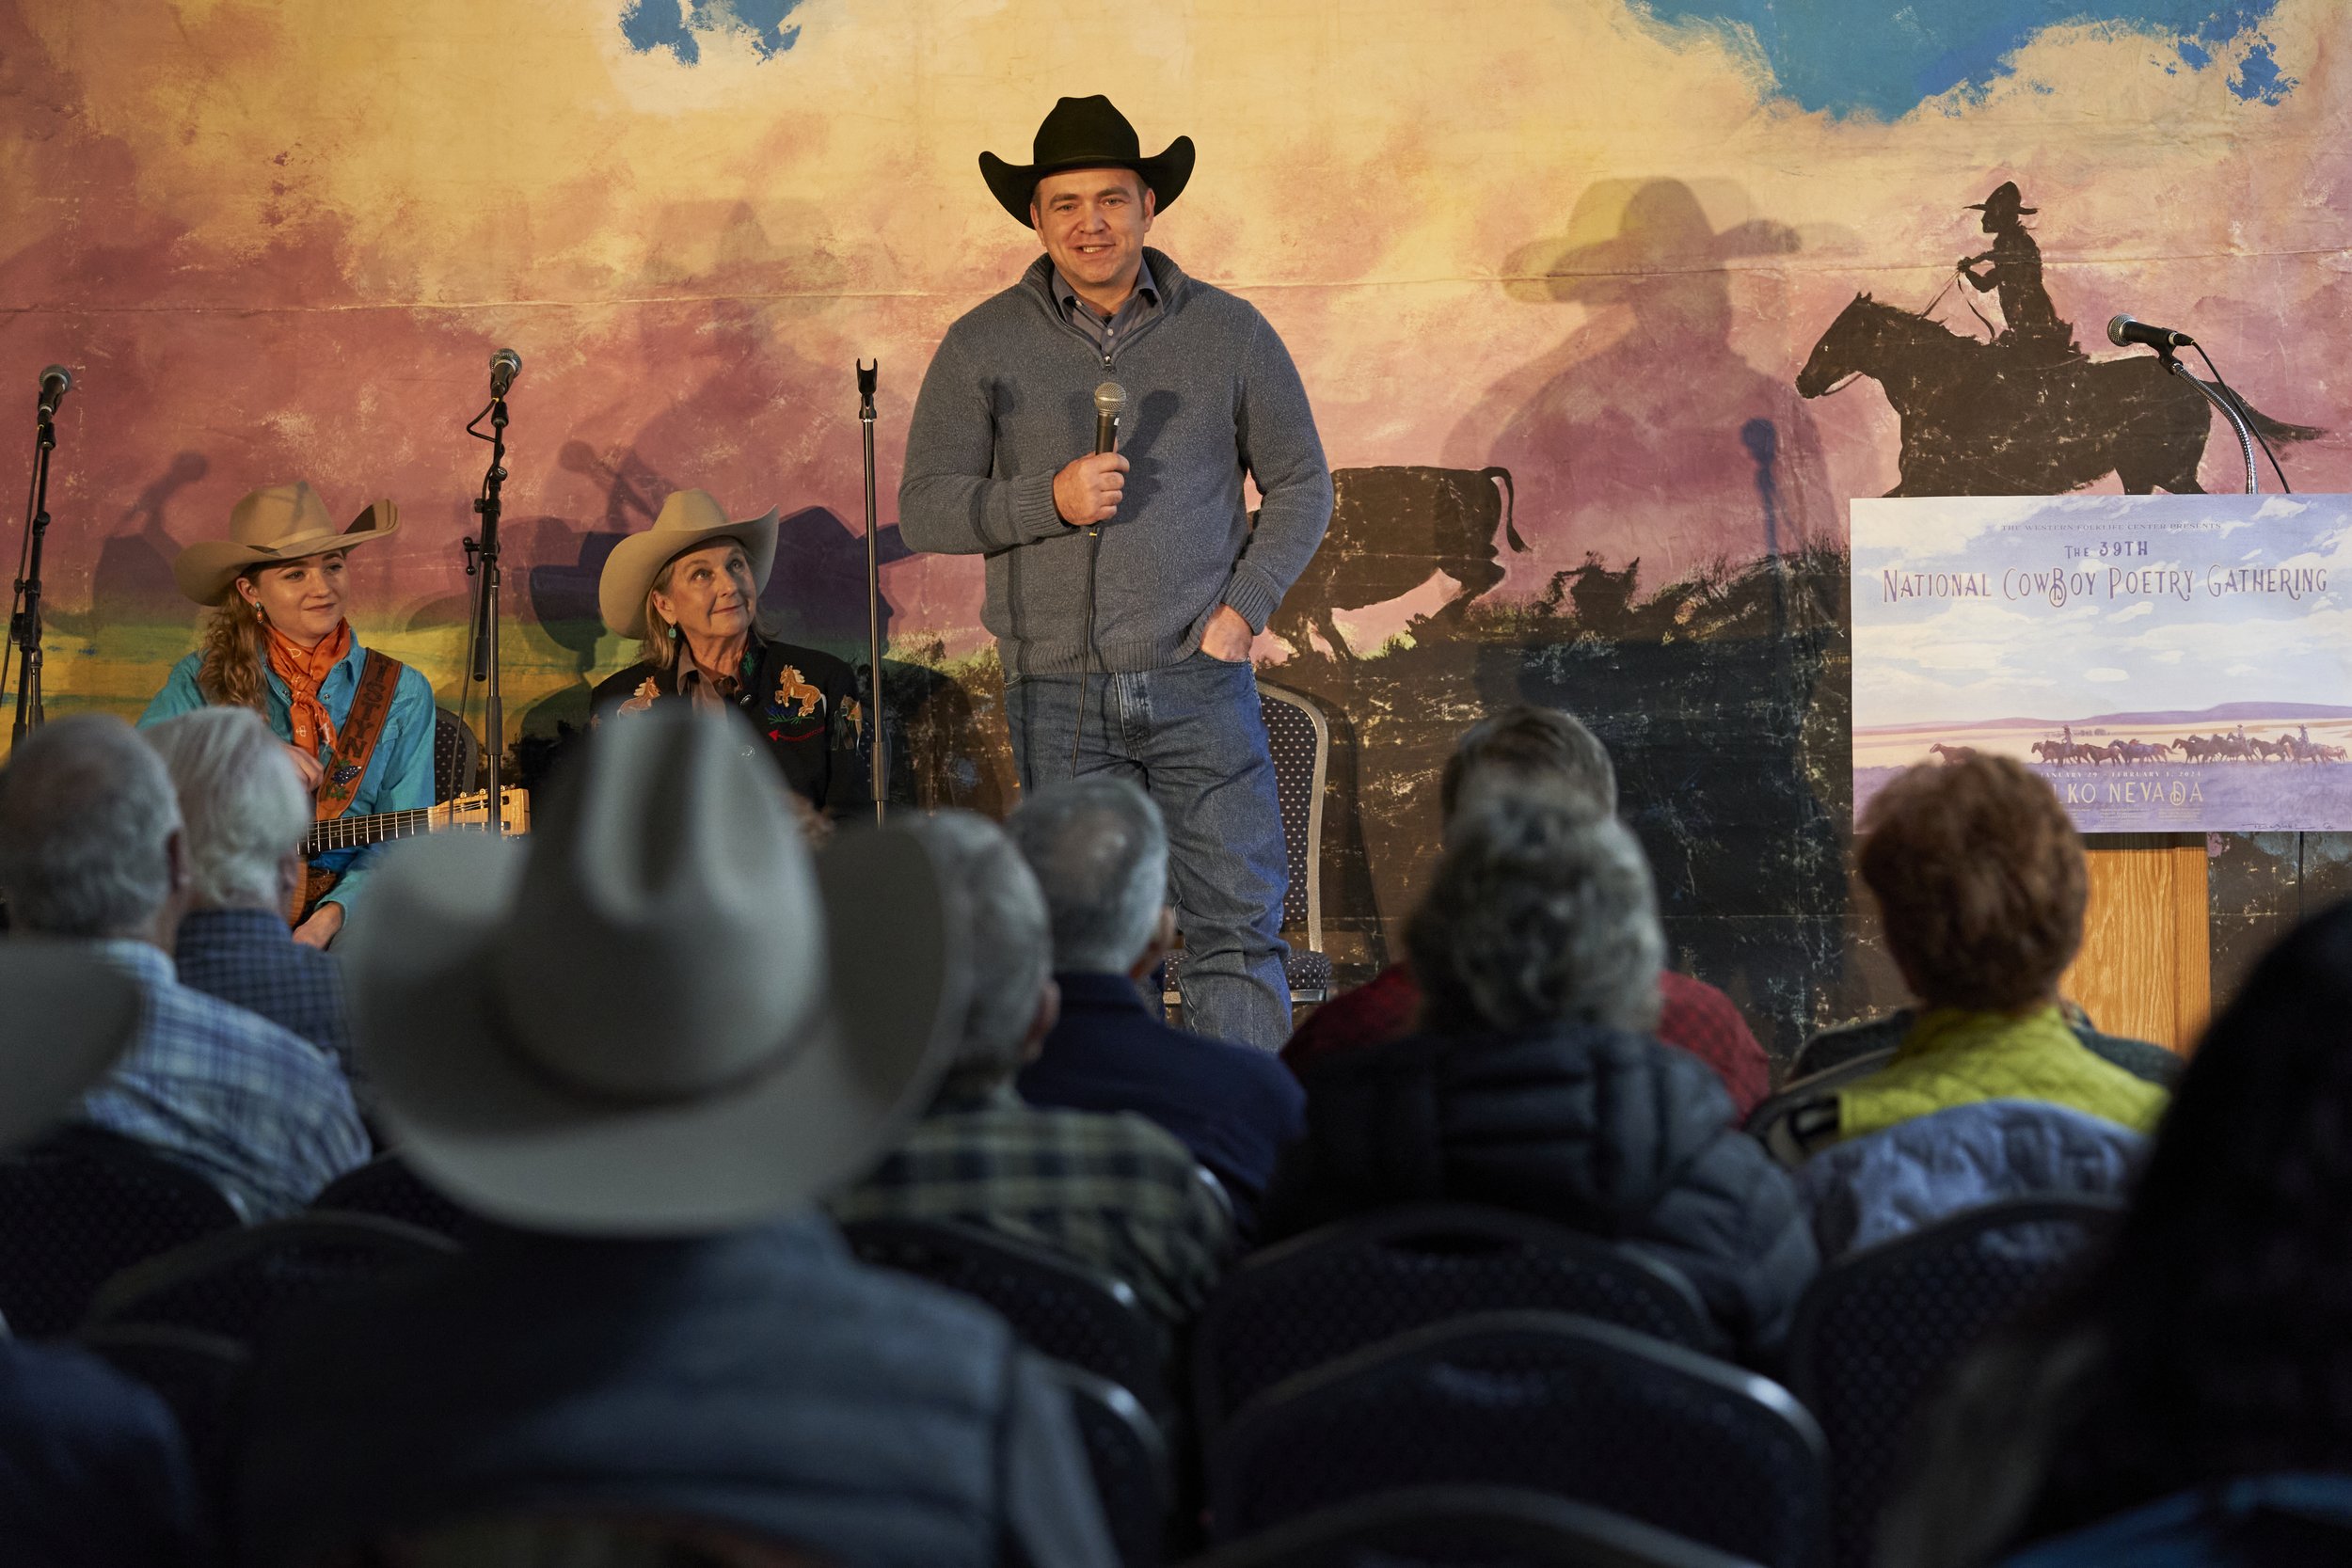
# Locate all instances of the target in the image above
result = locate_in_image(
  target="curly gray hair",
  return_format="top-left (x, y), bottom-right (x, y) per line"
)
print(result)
top-left (1407, 783), bottom-right (1663, 1036)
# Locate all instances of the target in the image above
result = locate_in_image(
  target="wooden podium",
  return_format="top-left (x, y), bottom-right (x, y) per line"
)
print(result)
top-left (2063, 835), bottom-right (2209, 1055)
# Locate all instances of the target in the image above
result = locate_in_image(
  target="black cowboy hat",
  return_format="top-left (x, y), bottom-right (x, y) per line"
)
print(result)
top-left (1966, 180), bottom-right (2036, 216)
top-left (979, 96), bottom-right (1195, 228)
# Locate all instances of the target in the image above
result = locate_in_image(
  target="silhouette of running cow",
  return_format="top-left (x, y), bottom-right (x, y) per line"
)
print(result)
top-left (1275, 466), bottom-right (1523, 657)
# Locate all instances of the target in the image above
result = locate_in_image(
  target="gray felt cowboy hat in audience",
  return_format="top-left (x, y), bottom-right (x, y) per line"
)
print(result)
top-left (0, 942), bottom-right (142, 1151)
top-left (341, 704), bottom-right (968, 1235)
top-left (172, 482), bottom-right (400, 608)
top-left (596, 488), bottom-right (781, 641)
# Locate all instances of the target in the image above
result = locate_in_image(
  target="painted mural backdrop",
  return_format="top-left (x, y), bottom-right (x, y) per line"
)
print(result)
top-left (5, 0), bottom-right (2349, 1054)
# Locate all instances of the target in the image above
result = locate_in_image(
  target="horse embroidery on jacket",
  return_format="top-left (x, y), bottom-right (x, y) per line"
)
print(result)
top-left (771, 666), bottom-right (824, 723)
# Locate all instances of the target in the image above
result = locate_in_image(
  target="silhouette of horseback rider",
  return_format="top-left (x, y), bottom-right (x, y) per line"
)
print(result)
top-left (1959, 182), bottom-right (2079, 363)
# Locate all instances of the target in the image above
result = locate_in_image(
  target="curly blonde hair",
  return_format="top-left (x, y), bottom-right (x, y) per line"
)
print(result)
top-left (194, 590), bottom-right (271, 714)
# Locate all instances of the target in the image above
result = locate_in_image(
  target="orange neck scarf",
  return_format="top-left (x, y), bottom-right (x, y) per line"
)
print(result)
top-left (265, 619), bottom-right (354, 759)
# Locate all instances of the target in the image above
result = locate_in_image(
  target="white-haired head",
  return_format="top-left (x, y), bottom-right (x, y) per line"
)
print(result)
top-left (901, 809), bottom-right (1058, 1088)
top-left (0, 714), bottom-right (185, 940)
top-left (1004, 776), bottom-right (1169, 976)
top-left (143, 705), bottom-right (310, 913)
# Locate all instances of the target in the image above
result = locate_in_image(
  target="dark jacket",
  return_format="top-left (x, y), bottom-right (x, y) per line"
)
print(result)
top-left (591, 635), bottom-right (869, 816)
top-left (1263, 1023), bottom-right (1819, 1354)
top-left (0, 1340), bottom-right (211, 1567)
top-left (1018, 971), bottom-right (1305, 1237)
top-left (235, 1214), bottom-right (1110, 1568)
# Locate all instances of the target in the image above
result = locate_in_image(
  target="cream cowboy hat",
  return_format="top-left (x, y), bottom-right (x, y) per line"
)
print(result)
top-left (597, 489), bottom-right (781, 641)
top-left (0, 942), bottom-right (142, 1151)
top-left (172, 482), bottom-right (399, 607)
top-left (341, 705), bottom-right (965, 1235)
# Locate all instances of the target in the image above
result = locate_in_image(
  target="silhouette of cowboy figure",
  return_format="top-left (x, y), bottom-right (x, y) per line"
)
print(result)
top-left (1959, 182), bottom-right (2079, 363)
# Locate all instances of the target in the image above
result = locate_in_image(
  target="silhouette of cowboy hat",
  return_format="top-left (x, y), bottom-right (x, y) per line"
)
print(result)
top-left (1502, 178), bottom-right (1800, 305)
top-left (1966, 181), bottom-right (2037, 216)
top-left (172, 483), bottom-right (399, 607)
top-left (979, 96), bottom-right (1195, 227)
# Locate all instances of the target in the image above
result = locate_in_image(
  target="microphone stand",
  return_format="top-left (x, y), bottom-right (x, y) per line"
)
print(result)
top-left (463, 388), bottom-right (510, 835)
top-left (858, 359), bottom-right (884, 825)
top-left (2161, 350), bottom-right (2258, 494)
top-left (6, 398), bottom-right (58, 744)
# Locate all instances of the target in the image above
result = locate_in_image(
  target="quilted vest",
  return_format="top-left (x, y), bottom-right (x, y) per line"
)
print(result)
top-left (1836, 1006), bottom-right (2169, 1142)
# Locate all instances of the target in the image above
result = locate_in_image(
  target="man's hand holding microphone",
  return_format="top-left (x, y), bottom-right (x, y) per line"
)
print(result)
top-left (1051, 380), bottom-right (1250, 658)
top-left (1055, 381), bottom-right (1129, 527)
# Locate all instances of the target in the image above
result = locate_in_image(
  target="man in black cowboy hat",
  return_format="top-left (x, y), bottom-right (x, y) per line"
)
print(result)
top-left (1959, 180), bottom-right (2079, 361)
top-left (900, 95), bottom-right (1333, 1052)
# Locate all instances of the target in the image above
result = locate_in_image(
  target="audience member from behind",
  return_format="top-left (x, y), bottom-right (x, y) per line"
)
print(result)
top-left (1831, 756), bottom-right (2166, 1148)
top-left (0, 714), bottom-right (367, 1220)
top-left (0, 943), bottom-right (213, 1565)
top-left (833, 809), bottom-right (1238, 1330)
top-left (1282, 705), bottom-right (1771, 1117)
top-left (1006, 776), bottom-right (1304, 1234)
top-left (1262, 785), bottom-right (1816, 1354)
top-left (1883, 898), bottom-right (2352, 1568)
top-left (143, 705), bottom-right (353, 1065)
top-left (236, 707), bottom-right (1111, 1568)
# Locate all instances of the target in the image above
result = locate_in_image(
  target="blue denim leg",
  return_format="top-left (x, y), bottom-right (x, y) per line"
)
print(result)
top-left (1007, 655), bottom-right (1291, 1051)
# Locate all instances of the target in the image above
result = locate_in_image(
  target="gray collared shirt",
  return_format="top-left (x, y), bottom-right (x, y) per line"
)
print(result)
top-left (1050, 256), bottom-right (1161, 359)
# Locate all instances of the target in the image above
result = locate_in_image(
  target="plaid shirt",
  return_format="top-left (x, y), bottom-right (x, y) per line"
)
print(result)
top-left (831, 1083), bottom-right (1236, 1328)
top-left (79, 941), bottom-right (370, 1221)
top-left (1282, 962), bottom-right (1772, 1118)
top-left (172, 908), bottom-right (353, 1069)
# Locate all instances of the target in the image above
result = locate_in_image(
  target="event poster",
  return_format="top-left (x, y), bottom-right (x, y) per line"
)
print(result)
top-left (1852, 494), bottom-right (2352, 833)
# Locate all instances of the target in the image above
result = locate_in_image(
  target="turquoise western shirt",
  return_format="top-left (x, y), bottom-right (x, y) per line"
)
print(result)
top-left (139, 639), bottom-right (437, 915)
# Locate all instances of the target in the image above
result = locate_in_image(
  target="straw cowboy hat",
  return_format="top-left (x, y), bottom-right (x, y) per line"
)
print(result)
top-left (597, 488), bottom-right (781, 641)
top-left (979, 95), bottom-right (1195, 228)
top-left (172, 482), bottom-right (399, 607)
top-left (0, 942), bottom-right (141, 1152)
top-left (341, 705), bottom-right (965, 1235)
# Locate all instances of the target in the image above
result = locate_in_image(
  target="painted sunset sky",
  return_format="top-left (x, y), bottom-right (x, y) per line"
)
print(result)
top-left (2, 0), bottom-right (2347, 738)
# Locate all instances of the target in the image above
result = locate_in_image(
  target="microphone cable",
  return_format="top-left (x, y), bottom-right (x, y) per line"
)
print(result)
top-left (2189, 344), bottom-right (2293, 494)
top-left (1072, 522), bottom-right (1101, 772)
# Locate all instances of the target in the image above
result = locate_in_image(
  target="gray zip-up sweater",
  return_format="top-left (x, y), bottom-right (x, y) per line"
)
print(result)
top-left (900, 248), bottom-right (1333, 675)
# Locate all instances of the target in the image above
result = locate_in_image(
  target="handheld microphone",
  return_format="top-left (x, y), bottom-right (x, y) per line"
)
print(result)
top-left (488, 347), bottom-right (522, 399)
top-left (1093, 381), bottom-right (1126, 455)
top-left (2107, 314), bottom-right (2196, 353)
top-left (36, 366), bottom-right (71, 420)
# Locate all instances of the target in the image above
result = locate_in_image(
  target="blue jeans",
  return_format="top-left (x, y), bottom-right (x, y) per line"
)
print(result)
top-left (1004, 652), bottom-right (1292, 1051)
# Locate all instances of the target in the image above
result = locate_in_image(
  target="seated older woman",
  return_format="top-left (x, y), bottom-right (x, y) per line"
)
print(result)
top-left (591, 489), bottom-right (870, 818)
top-left (1260, 781), bottom-right (1818, 1356)
top-left (1836, 754), bottom-right (2168, 1144)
